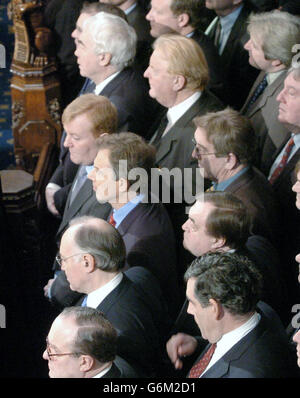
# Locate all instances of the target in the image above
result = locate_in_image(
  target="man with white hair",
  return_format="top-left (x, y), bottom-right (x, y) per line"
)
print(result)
top-left (46, 7), bottom-right (158, 216)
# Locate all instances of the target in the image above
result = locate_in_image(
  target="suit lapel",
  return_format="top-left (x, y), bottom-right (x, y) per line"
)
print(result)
top-left (272, 147), bottom-right (300, 188)
top-left (58, 177), bottom-right (94, 235)
top-left (202, 315), bottom-right (265, 378)
top-left (97, 275), bottom-right (131, 314)
top-left (220, 5), bottom-right (248, 66)
top-left (245, 71), bottom-right (287, 117)
top-left (100, 69), bottom-right (129, 97)
top-left (155, 93), bottom-right (210, 163)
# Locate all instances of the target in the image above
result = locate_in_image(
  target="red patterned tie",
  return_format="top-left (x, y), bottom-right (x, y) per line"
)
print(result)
top-left (269, 137), bottom-right (295, 184)
top-left (188, 343), bottom-right (217, 378)
top-left (108, 213), bottom-right (116, 227)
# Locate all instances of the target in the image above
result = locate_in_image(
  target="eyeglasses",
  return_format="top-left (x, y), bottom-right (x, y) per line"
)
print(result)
top-left (192, 138), bottom-right (218, 158)
top-left (46, 339), bottom-right (81, 361)
top-left (55, 252), bottom-right (85, 267)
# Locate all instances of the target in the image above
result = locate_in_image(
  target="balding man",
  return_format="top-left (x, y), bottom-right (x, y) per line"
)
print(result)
top-left (57, 216), bottom-right (170, 376)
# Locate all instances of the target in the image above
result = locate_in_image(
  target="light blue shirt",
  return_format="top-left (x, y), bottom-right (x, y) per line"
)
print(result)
top-left (112, 193), bottom-right (144, 228)
top-left (218, 5), bottom-right (243, 55)
top-left (213, 166), bottom-right (249, 191)
top-left (124, 2), bottom-right (137, 15)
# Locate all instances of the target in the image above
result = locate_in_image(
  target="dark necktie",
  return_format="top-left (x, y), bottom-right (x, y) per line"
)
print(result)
top-left (269, 136), bottom-right (295, 184)
top-left (188, 343), bottom-right (217, 378)
top-left (245, 75), bottom-right (268, 111)
top-left (151, 114), bottom-right (169, 147)
top-left (214, 18), bottom-right (222, 49)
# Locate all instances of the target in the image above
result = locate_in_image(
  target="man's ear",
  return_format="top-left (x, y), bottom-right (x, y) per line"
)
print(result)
top-left (177, 13), bottom-right (190, 29)
top-left (118, 177), bottom-right (129, 193)
top-left (79, 355), bottom-right (94, 372)
top-left (209, 298), bottom-right (224, 320)
top-left (173, 74), bottom-right (186, 91)
top-left (211, 236), bottom-right (226, 251)
top-left (82, 253), bottom-right (96, 273)
top-left (98, 52), bottom-right (112, 67)
top-left (224, 152), bottom-right (239, 170)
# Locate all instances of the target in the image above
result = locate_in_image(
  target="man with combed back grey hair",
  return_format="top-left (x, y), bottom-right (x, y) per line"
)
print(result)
top-left (166, 252), bottom-right (298, 378)
top-left (242, 10), bottom-right (300, 175)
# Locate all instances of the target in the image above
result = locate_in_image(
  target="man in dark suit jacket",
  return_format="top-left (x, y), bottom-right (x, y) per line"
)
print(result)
top-left (43, 306), bottom-right (141, 378)
top-left (192, 107), bottom-right (282, 248)
top-left (241, 10), bottom-right (300, 175)
top-left (50, 132), bottom-right (181, 318)
top-left (144, 33), bottom-right (224, 277)
top-left (57, 216), bottom-right (171, 376)
top-left (205, 0), bottom-right (259, 109)
top-left (146, 0), bottom-right (227, 101)
top-left (45, 7), bottom-right (158, 215)
top-left (166, 252), bottom-right (298, 378)
top-left (43, 94), bottom-right (113, 297)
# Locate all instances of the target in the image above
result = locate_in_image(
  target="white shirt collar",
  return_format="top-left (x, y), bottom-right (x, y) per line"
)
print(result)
top-left (201, 311), bottom-right (261, 376)
top-left (94, 71), bottom-right (121, 96)
top-left (163, 92), bottom-right (201, 137)
top-left (266, 69), bottom-right (285, 85)
top-left (86, 273), bottom-right (123, 309)
top-left (92, 364), bottom-right (112, 378)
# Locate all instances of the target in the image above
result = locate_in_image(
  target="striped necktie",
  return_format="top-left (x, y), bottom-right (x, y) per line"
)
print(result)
top-left (188, 343), bottom-right (217, 378)
top-left (269, 136), bottom-right (295, 184)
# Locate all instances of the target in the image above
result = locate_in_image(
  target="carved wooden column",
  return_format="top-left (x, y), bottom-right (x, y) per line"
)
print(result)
top-left (9, 0), bottom-right (62, 172)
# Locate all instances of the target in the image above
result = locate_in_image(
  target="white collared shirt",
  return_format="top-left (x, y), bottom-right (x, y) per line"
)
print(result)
top-left (201, 312), bottom-right (261, 377)
top-left (94, 71), bottom-right (121, 96)
top-left (162, 91), bottom-right (201, 138)
top-left (266, 69), bottom-right (285, 86)
top-left (92, 364), bottom-right (112, 378)
top-left (86, 273), bottom-right (123, 309)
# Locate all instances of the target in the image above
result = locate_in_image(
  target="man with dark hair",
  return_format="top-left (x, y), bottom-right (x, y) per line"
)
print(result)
top-left (167, 252), bottom-right (297, 378)
top-left (146, 0), bottom-right (227, 101)
top-left (56, 216), bottom-right (170, 376)
top-left (204, 0), bottom-right (259, 109)
top-left (181, 192), bottom-right (287, 324)
top-left (192, 108), bottom-right (281, 247)
top-left (43, 306), bottom-right (139, 377)
top-left (50, 132), bottom-right (180, 319)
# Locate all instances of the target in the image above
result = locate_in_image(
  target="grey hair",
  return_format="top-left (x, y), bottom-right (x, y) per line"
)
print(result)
top-left (83, 11), bottom-right (137, 70)
top-left (247, 10), bottom-right (300, 67)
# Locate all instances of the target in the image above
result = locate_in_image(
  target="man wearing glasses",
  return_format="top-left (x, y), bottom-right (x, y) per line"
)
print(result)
top-left (192, 107), bottom-right (281, 248)
top-left (43, 306), bottom-right (139, 378)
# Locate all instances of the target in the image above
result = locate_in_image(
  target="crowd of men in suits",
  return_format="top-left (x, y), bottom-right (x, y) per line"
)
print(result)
top-left (39, 0), bottom-right (300, 378)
